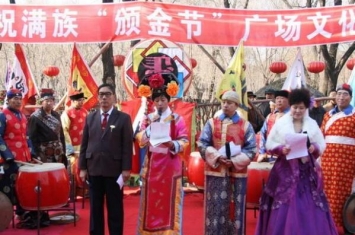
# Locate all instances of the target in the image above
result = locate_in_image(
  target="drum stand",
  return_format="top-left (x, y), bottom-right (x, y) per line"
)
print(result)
top-left (33, 174), bottom-right (77, 235)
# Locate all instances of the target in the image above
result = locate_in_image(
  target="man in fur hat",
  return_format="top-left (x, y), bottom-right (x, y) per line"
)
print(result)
top-left (28, 89), bottom-right (66, 165)
top-left (61, 90), bottom-right (88, 197)
top-left (61, 90), bottom-right (88, 155)
top-left (0, 89), bottom-right (36, 220)
top-left (198, 90), bottom-right (257, 235)
top-left (257, 90), bottom-right (290, 162)
top-left (320, 83), bottom-right (355, 233)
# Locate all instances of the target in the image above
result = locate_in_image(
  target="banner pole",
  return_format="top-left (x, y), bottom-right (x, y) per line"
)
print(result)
top-left (53, 42), bottom-right (111, 111)
top-left (197, 45), bottom-right (225, 74)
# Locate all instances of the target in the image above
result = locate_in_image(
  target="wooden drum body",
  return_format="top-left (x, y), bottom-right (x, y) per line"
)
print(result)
top-left (187, 151), bottom-right (205, 190)
top-left (16, 163), bottom-right (70, 210)
top-left (247, 162), bottom-right (272, 206)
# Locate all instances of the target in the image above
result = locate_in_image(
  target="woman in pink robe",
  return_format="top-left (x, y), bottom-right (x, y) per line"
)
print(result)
top-left (135, 73), bottom-right (189, 235)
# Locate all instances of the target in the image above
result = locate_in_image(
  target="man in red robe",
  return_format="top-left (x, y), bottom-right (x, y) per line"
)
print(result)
top-left (0, 89), bottom-right (36, 222)
top-left (61, 90), bottom-right (88, 197)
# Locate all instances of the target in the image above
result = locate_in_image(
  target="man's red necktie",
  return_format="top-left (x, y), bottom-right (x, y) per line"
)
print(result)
top-left (101, 113), bottom-right (108, 130)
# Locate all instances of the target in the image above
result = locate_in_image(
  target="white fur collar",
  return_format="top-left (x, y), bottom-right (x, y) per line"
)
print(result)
top-left (266, 112), bottom-right (326, 154)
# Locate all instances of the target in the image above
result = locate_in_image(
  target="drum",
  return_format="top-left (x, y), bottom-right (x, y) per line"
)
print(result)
top-left (246, 162), bottom-right (272, 206)
top-left (16, 163), bottom-right (70, 210)
top-left (187, 151), bottom-right (205, 190)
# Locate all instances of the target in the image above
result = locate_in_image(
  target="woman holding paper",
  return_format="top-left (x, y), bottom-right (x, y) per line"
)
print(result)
top-left (254, 88), bottom-right (338, 235)
top-left (135, 73), bottom-right (189, 235)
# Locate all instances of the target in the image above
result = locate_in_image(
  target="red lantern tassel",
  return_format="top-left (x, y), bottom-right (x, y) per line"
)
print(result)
top-left (229, 199), bottom-right (235, 221)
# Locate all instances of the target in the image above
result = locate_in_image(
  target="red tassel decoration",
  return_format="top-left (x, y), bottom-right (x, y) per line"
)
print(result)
top-left (229, 199), bottom-right (235, 221)
top-left (229, 178), bottom-right (235, 221)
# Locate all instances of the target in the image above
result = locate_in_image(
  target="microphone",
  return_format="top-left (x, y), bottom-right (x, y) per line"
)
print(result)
top-left (225, 142), bottom-right (231, 159)
top-left (156, 108), bottom-right (163, 122)
top-left (303, 131), bottom-right (311, 148)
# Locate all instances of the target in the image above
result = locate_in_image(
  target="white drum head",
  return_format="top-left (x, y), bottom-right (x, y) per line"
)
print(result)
top-left (190, 152), bottom-right (201, 158)
top-left (248, 162), bottom-right (273, 170)
top-left (19, 163), bottom-right (65, 172)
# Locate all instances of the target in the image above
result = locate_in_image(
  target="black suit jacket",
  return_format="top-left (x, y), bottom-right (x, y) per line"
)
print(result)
top-left (79, 108), bottom-right (133, 177)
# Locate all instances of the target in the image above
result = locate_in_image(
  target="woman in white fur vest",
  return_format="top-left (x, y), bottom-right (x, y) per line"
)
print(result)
top-left (254, 88), bottom-right (338, 235)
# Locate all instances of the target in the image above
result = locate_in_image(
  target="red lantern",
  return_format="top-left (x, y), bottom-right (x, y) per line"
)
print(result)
top-left (307, 61), bottom-right (325, 74)
top-left (43, 66), bottom-right (59, 78)
top-left (269, 62), bottom-right (287, 74)
top-left (191, 58), bottom-right (197, 68)
top-left (113, 55), bottom-right (125, 67)
top-left (346, 58), bottom-right (355, 70)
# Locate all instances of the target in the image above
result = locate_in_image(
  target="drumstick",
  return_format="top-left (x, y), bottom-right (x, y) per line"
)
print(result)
top-left (14, 160), bottom-right (37, 167)
top-left (32, 158), bottom-right (43, 164)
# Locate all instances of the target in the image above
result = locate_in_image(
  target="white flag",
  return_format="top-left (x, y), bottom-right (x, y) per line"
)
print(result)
top-left (348, 64), bottom-right (355, 106)
top-left (282, 49), bottom-right (307, 91)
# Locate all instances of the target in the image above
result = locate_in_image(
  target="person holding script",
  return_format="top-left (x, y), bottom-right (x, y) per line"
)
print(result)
top-left (135, 73), bottom-right (189, 235)
top-left (198, 90), bottom-right (257, 235)
top-left (254, 88), bottom-right (337, 235)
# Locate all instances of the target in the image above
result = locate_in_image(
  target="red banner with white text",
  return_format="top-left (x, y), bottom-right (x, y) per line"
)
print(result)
top-left (0, 2), bottom-right (355, 47)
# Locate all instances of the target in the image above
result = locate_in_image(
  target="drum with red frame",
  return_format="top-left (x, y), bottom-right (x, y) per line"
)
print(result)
top-left (246, 162), bottom-right (272, 207)
top-left (187, 151), bottom-right (205, 190)
top-left (16, 163), bottom-right (70, 210)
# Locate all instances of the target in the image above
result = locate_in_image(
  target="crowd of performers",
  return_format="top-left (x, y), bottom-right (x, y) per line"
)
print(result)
top-left (0, 77), bottom-right (355, 235)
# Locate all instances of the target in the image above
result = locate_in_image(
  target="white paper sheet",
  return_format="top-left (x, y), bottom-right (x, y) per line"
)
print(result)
top-left (116, 174), bottom-right (124, 189)
top-left (285, 133), bottom-right (308, 160)
top-left (149, 122), bottom-right (172, 147)
top-left (218, 142), bottom-right (241, 157)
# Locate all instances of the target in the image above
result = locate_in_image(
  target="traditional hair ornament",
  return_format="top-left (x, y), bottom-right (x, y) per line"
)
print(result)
top-left (137, 85), bottom-right (152, 98)
top-left (137, 73), bottom-right (179, 98)
top-left (148, 74), bottom-right (165, 89)
top-left (166, 81), bottom-right (179, 97)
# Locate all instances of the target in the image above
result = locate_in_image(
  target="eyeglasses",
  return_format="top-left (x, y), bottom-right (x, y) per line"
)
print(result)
top-left (98, 92), bottom-right (113, 98)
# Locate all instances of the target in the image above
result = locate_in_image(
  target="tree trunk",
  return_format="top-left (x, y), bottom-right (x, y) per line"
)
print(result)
top-left (101, 0), bottom-right (115, 87)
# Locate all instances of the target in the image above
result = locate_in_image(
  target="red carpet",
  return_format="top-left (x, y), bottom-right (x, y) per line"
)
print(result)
top-left (1, 189), bottom-right (349, 235)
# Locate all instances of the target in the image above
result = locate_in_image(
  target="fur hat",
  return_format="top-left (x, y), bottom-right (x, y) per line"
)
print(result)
top-left (39, 88), bottom-right (55, 101)
top-left (336, 83), bottom-right (352, 96)
top-left (265, 88), bottom-right (275, 95)
top-left (247, 91), bottom-right (256, 98)
top-left (221, 90), bottom-right (240, 105)
top-left (6, 89), bottom-right (22, 99)
top-left (274, 90), bottom-right (289, 98)
top-left (69, 90), bottom-right (86, 100)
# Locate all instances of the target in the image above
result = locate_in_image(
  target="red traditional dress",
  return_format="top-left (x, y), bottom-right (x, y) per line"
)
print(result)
top-left (0, 108), bottom-right (32, 204)
top-left (320, 105), bottom-right (355, 227)
top-left (136, 107), bottom-right (189, 235)
top-left (61, 107), bottom-right (88, 153)
top-left (2, 108), bottom-right (31, 162)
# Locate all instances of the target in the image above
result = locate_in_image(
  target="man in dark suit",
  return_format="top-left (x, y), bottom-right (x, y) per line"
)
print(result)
top-left (79, 83), bottom-right (133, 235)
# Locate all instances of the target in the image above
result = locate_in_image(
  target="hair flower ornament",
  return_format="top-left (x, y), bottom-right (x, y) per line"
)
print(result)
top-left (148, 74), bottom-right (165, 89)
top-left (137, 72), bottom-right (180, 99)
top-left (166, 81), bottom-right (179, 97)
top-left (137, 85), bottom-right (152, 98)
top-left (110, 125), bottom-right (115, 132)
